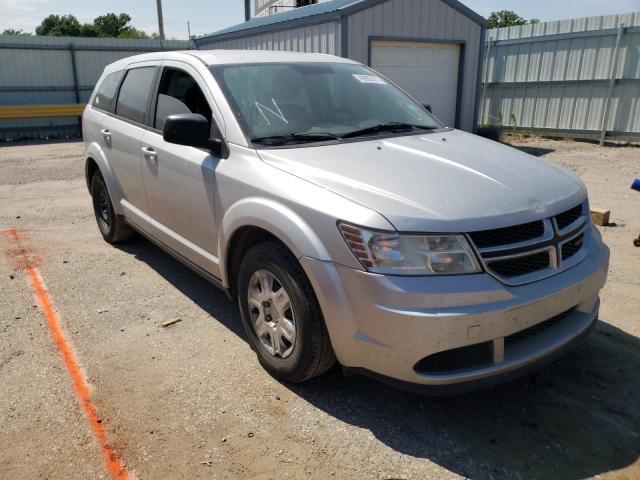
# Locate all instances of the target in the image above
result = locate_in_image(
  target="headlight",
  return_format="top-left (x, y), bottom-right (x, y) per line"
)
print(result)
top-left (338, 223), bottom-right (481, 275)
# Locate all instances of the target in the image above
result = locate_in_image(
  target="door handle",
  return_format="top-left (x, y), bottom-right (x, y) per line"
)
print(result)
top-left (141, 146), bottom-right (157, 163)
top-left (100, 128), bottom-right (111, 146)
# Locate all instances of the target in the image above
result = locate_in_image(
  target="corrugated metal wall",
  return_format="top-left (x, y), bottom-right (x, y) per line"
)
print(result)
top-left (0, 35), bottom-right (193, 141)
top-left (198, 21), bottom-right (340, 54)
top-left (480, 12), bottom-right (640, 142)
top-left (346, 0), bottom-right (482, 132)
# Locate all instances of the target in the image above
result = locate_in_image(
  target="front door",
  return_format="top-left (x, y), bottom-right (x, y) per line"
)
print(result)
top-left (140, 63), bottom-right (223, 276)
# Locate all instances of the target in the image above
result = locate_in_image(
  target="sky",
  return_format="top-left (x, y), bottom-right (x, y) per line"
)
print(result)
top-left (1, 0), bottom-right (639, 40)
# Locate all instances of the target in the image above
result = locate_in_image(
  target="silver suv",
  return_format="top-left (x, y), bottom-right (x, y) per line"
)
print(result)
top-left (83, 50), bottom-right (609, 394)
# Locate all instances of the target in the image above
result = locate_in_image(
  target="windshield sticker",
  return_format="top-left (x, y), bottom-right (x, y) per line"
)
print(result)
top-left (254, 99), bottom-right (288, 125)
top-left (352, 74), bottom-right (387, 85)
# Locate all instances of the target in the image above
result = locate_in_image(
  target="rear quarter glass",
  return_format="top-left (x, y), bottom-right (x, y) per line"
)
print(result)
top-left (92, 70), bottom-right (124, 112)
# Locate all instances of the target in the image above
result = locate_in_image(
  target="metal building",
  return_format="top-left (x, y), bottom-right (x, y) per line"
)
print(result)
top-left (196, 0), bottom-right (486, 132)
top-left (480, 12), bottom-right (640, 143)
top-left (255, 0), bottom-right (319, 18)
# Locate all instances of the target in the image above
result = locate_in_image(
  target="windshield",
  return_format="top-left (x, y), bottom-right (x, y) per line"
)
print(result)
top-left (210, 62), bottom-right (443, 146)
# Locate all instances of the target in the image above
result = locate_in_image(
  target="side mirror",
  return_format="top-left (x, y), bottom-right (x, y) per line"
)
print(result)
top-left (422, 104), bottom-right (433, 113)
top-left (163, 113), bottom-right (228, 158)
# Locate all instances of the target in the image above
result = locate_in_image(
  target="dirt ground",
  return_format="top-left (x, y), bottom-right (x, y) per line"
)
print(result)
top-left (0, 137), bottom-right (638, 480)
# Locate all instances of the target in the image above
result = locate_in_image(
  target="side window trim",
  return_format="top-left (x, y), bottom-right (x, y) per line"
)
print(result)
top-left (148, 65), bottom-right (164, 131)
top-left (147, 66), bottom-right (163, 128)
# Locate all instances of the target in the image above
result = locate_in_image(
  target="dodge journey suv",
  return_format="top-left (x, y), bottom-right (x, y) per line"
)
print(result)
top-left (83, 50), bottom-right (609, 394)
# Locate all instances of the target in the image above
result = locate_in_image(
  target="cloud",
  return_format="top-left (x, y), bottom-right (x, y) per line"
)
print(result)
top-left (0, 0), bottom-right (47, 12)
top-left (0, 15), bottom-right (42, 32)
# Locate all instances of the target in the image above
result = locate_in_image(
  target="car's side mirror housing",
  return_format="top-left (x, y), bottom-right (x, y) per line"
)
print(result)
top-left (163, 113), bottom-right (228, 158)
top-left (422, 103), bottom-right (433, 113)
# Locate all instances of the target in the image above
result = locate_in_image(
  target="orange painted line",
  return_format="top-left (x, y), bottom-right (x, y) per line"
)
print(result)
top-left (5, 228), bottom-right (130, 480)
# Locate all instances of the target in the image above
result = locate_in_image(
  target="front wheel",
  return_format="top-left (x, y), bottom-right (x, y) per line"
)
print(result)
top-left (237, 241), bottom-right (336, 383)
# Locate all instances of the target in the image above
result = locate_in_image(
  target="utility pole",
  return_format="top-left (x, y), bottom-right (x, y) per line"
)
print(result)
top-left (244, 0), bottom-right (251, 21)
top-left (187, 21), bottom-right (191, 39)
top-left (156, 0), bottom-right (165, 40)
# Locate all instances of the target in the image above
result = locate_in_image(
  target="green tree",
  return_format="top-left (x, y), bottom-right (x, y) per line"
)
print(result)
top-left (116, 26), bottom-right (150, 39)
top-left (2, 28), bottom-right (32, 35)
top-left (35, 14), bottom-right (82, 36)
top-left (487, 10), bottom-right (531, 29)
top-left (80, 23), bottom-right (98, 37)
top-left (93, 13), bottom-right (149, 38)
top-left (34, 12), bottom-right (154, 38)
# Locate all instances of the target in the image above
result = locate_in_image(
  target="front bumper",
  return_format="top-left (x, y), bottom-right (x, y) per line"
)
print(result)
top-left (301, 226), bottom-right (609, 392)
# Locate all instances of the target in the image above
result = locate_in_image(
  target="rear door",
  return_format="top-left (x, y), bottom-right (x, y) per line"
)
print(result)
top-left (103, 63), bottom-right (158, 217)
top-left (139, 61), bottom-right (224, 276)
top-left (85, 70), bottom-right (124, 153)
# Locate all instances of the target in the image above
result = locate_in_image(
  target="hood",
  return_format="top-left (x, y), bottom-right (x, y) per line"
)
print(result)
top-left (257, 130), bottom-right (587, 232)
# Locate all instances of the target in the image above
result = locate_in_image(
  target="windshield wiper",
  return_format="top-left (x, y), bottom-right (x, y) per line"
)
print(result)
top-left (340, 122), bottom-right (438, 139)
top-left (251, 132), bottom-right (341, 146)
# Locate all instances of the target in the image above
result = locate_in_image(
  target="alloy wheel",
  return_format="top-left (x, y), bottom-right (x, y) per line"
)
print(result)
top-left (247, 269), bottom-right (296, 358)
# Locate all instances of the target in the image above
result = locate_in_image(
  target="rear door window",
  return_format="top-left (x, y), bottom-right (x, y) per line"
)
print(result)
top-left (115, 67), bottom-right (157, 124)
top-left (92, 70), bottom-right (124, 112)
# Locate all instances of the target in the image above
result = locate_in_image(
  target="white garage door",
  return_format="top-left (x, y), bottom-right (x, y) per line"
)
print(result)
top-left (370, 40), bottom-right (460, 127)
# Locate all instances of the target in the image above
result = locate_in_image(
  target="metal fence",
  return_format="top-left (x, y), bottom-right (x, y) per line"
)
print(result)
top-left (0, 35), bottom-right (194, 141)
top-left (479, 12), bottom-right (640, 143)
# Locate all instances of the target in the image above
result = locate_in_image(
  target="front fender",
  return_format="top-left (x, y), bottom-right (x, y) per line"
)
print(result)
top-left (219, 197), bottom-right (331, 286)
top-left (85, 141), bottom-right (125, 216)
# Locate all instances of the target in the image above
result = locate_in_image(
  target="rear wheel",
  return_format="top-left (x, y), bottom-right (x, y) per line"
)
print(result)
top-left (90, 173), bottom-right (133, 243)
top-left (237, 241), bottom-right (336, 383)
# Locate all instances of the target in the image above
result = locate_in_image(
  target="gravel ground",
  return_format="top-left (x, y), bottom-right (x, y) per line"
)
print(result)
top-left (0, 138), bottom-right (638, 480)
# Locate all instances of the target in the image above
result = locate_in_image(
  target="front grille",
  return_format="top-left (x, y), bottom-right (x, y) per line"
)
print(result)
top-left (487, 251), bottom-right (550, 278)
top-left (555, 204), bottom-right (583, 230)
top-left (468, 220), bottom-right (545, 248)
top-left (467, 202), bottom-right (586, 285)
top-left (414, 341), bottom-right (493, 374)
top-left (562, 233), bottom-right (585, 261)
top-left (504, 308), bottom-right (574, 348)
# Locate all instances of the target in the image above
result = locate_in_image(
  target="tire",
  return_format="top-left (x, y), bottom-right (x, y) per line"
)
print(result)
top-left (237, 241), bottom-right (336, 383)
top-left (90, 172), bottom-right (133, 243)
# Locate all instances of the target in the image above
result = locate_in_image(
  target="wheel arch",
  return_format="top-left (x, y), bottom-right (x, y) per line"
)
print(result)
top-left (220, 197), bottom-right (330, 292)
top-left (84, 141), bottom-right (124, 215)
top-left (85, 157), bottom-right (99, 191)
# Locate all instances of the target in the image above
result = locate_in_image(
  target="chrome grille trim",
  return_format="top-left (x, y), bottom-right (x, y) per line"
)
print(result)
top-left (558, 228), bottom-right (589, 268)
top-left (486, 247), bottom-right (554, 280)
top-left (554, 204), bottom-right (585, 232)
top-left (468, 203), bottom-right (589, 286)
top-left (554, 212), bottom-right (587, 237)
